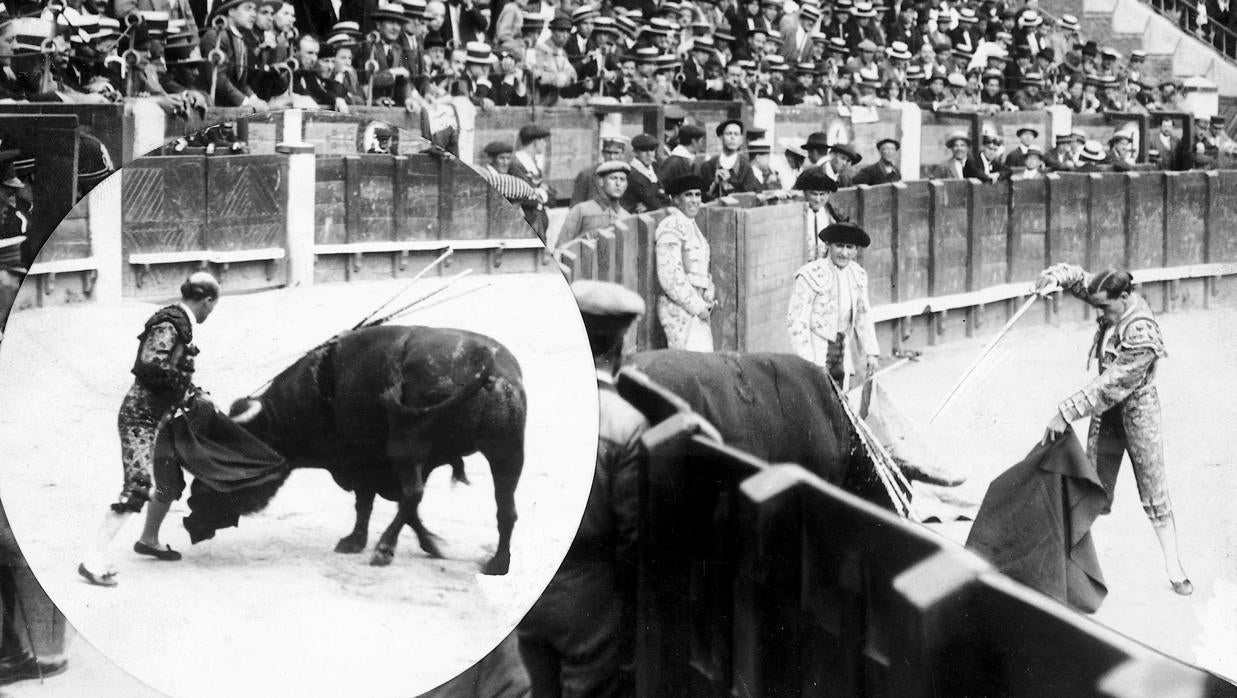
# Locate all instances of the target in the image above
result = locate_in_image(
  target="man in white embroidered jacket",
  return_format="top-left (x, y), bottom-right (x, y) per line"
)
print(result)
top-left (786, 221), bottom-right (880, 388)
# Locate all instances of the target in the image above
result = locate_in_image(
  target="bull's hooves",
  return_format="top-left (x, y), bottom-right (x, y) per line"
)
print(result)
top-left (481, 557), bottom-right (510, 576)
top-left (369, 550), bottom-right (395, 567)
top-left (334, 538), bottom-right (366, 554)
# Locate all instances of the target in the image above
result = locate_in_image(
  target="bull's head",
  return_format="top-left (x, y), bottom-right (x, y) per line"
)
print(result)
top-left (229, 397), bottom-right (264, 425)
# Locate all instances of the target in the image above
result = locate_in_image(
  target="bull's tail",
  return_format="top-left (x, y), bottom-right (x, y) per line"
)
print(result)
top-left (379, 344), bottom-right (496, 418)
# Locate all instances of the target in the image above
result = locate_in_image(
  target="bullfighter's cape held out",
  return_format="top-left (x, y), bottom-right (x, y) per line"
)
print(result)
top-left (966, 426), bottom-right (1109, 614)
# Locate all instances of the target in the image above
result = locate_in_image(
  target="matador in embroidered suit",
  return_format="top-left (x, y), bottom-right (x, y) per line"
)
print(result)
top-left (1038, 263), bottom-right (1191, 595)
top-left (654, 205), bottom-right (715, 352)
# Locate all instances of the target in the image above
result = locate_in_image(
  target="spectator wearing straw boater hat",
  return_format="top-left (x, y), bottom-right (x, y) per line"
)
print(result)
top-left (787, 219), bottom-right (880, 389)
top-left (200, 0), bottom-right (270, 109)
top-left (1107, 129), bottom-right (1136, 172)
top-left (655, 173), bottom-right (716, 352)
top-left (1074, 140), bottom-right (1110, 173)
top-left (852, 137), bottom-right (901, 185)
top-left (458, 40), bottom-right (496, 106)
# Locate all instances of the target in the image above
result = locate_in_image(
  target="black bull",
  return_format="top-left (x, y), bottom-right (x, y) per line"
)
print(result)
top-left (628, 350), bottom-right (898, 509)
top-left (226, 325), bottom-right (527, 576)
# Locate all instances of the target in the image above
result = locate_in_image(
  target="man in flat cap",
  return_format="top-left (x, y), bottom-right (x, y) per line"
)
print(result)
top-left (851, 138), bottom-right (901, 185)
top-left (516, 279), bottom-right (647, 697)
top-left (509, 124), bottom-right (555, 240)
top-left (622, 134), bottom-right (668, 214)
top-left (787, 221), bottom-right (880, 388)
top-left (476, 140), bottom-right (547, 207)
top-left (556, 159), bottom-right (630, 253)
top-left (78, 272), bottom-right (222, 587)
top-left (571, 136), bottom-right (629, 206)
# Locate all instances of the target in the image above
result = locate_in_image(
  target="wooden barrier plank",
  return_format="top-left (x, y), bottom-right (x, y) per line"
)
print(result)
top-left (37, 194), bottom-right (90, 264)
top-left (970, 180), bottom-right (1009, 289)
top-left (1046, 173), bottom-right (1090, 266)
top-left (398, 153), bottom-right (444, 241)
top-left (343, 154), bottom-right (396, 243)
top-left (122, 155), bottom-right (206, 254)
top-left (1089, 174), bottom-right (1128, 268)
top-left (204, 153), bottom-right (286, 252)
top-left (928, 180), bottom-right (970, 296)
top-left (1126, 172), bottom-right (1166, 271)
top-left (441, 157), bottom-right (492, 240)
top-left (315, 156), bottom-right (347, 245)
top-left (1209, 171), bottom-right (1237, 264)
top-left (700, 206), bottom-right (741, 352)
top-left (636, 212), bottom-right (667, 351)
top-left (1164, 172), bottom-right (1207, 266)
top-left (737, 203), bottom-right (807, 354)
top-left (894, 181), bottom-right (931, 302)
top-left (858, 185), bottom-right (895, 305)
top-left (1008, 178), bottom-right (1047, 285)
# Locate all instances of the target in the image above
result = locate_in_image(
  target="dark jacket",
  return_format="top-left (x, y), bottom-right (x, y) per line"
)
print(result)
top-left (851, 161), bottom-right (901, 186)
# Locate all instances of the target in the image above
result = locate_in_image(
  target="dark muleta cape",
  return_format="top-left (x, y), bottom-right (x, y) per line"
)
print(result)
top-left (154, 396), bottom-right (290, 542)
top-left (966, 427), bottom-right (1108, 613)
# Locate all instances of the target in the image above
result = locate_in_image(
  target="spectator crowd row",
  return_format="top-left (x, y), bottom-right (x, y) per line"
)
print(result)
top-left (0, 0), bottom-right (1207, 115)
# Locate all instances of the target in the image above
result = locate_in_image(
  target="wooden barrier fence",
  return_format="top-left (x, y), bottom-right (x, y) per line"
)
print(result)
top-left (616, 365), bottom-right (1235, 698)
top-left (564, 169), bottom-right (1237, 356)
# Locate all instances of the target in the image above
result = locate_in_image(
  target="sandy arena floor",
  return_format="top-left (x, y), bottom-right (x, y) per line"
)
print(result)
top-left (0, 273), bottom-right (598, 698)
top-left (879, 304), bottom-right (1237, 681)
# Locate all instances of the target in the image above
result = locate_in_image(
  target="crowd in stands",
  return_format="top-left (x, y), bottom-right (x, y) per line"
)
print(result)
top-left (0, 0), bottom-right (1215, 114)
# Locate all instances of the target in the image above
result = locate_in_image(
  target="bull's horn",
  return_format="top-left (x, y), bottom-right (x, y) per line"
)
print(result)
top-left (232, 399), bottom-right (263, 424)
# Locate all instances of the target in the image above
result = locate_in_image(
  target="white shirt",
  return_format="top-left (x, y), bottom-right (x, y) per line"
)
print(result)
top-left (631, 158), bottom-right (658, 183)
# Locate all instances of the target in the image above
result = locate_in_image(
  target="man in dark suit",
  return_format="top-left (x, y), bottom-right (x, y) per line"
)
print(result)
top-left (623, 134), bottom-right (668, 214)
top-left (362, 2), bottom-right (419, 107)
top-left (931, 131), bottom-right (985, 179)
top-left (852, 138), bottom-right (901, 185)
top-left (509, 123), bottom-right (554, 240)
top-left (1149, 117), bottom-right (1183, 170)
top-left (699, 119), bottom-right (762, 201)
top-left (1106, 131), bottom-right (1136, 172)
top-left (200, 0), bottom-right (270, 108)
top-left (655, 123), bottom-right (704, 184)
top-left (1003, 126), bottom-right (1040, 171)
top-left (436, 0), bottom-right (488, 48)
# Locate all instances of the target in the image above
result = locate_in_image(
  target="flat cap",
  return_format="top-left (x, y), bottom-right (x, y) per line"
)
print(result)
top-left (548, 16), bottom-right (572, 31)
top-left (595, 160), bottom-right (631, 177)
top-left (677, 124), bottom-right (706, 141)
top-left (876, 138), bottom-right (900, 150)
top-left (945, 130), bottom-right (972, 147)
top-left (819, 222), bottom-right (871, 247)
top-left (483, 140), bottom-right (513, 156)
top-left (631, 133), bottom-right (659, 151)
top-left (1016, 126), bottom-right (1039, 138)
top-left (572, 280), bottom-right (646, 336)
top-left (716, 119), bottom-right (745, 136)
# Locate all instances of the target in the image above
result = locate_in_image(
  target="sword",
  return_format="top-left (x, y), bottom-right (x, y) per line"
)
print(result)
top-left (928, 293), bottom-right (1043, 424)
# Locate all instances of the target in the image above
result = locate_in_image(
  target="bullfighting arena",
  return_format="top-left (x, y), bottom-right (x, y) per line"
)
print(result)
top-left (0, 273), bottom-right (599, 698)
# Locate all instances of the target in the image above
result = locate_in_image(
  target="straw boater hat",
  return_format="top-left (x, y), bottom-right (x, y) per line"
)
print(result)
top-left (946, 131), bottom-right (972, 147)
top-left (885, 40), bottom-right (911, 60)
top-left (1017, 10), bottom-right (1042, 27)
top-left (1080, 141), bottom-right (1107, 161)
top-left (571, 5), bottom-right (598, 23)
top-left (464, 41), bottom-right (497, 65)
top-left (1059, 13), bottom-right (1080, 31)
top-left (325, 32), bottom-right (359, 52)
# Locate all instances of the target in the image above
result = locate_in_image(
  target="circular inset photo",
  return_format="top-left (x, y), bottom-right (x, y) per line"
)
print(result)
top-left (0, 112), bottom-right (597, 698)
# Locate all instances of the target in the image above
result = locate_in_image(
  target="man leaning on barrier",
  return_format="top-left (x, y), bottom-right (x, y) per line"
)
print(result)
top-left (516, 280), bottom-right (718, 697)
top-left (1036, 264), bottom-right (1193, 596)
